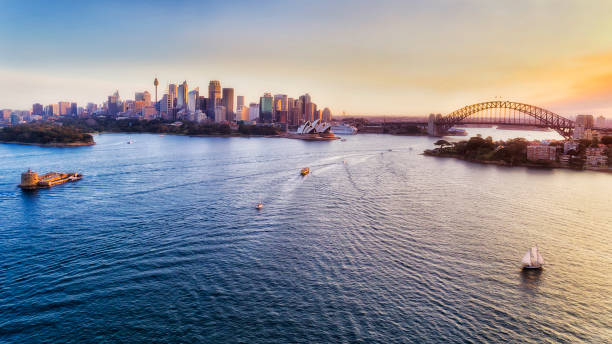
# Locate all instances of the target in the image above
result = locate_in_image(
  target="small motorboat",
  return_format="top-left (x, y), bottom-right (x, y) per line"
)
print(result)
top-left (521, 245), bottom-right (544, 269)
top-left (300, 167), bottom-right (310, 176)
top-left (127, 138), bottom-right (134, 144)
top-left (256, 202), bottom-right (263, 210)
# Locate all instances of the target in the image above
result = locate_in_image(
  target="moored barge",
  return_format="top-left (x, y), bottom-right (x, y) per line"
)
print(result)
top-left (19, 169), bottom-right (82, 190)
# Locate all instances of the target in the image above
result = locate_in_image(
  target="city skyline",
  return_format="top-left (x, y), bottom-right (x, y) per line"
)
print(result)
top-left (2, 1), bottom-right (612, 116)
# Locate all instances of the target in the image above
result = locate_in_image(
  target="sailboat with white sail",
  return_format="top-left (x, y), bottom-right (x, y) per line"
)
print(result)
top-left (521, 245), bottom-right (544, 269)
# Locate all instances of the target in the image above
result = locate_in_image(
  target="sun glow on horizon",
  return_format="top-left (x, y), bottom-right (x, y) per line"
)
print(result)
top-left (1, 0), bottom-right (612, 117)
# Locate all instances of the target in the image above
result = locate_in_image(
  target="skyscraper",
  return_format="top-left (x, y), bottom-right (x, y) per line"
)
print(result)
top-left (208, 80), bottom-right (221, 118)
top-left (259, 93), bottom-right (273, 123)
top-left (168, 84), bottom-right (177, 119)
top-left (86, 103), bottom-right (97, 114)
top-left (143, 91), bottom-right (151, 106)
top-left (214, 105), bottom-right (226, 123)
top-left (236, 95), bottom-right (244, 109)
top-left (70, 102), bottom-right (78, 116)
top-left (32, 103), bottom-right (43, 116)
top-left (198, 97), bottom-right (208, 112)
top-left (47, 104), bottom-right (59, 116)
top-left (160, 94), bottom-right (169, 117)
top-left (322, 107), bottom-right (332, 122)
top-left (177, 80), bottom-right (188, 110)
top-left (108, 90), bottom-right (120, 116)
top-left (298, 94), bottom-right (310, 123)
top-left (306, 102), bottom-right (317, 122)
top-left (58, 101), bottom-right (70, 116)
top-left (187, 88), bottom-right (199, 113)
top-left (249, 103), bottom-right (259, 121)
top-left (273, 94), bottom-right (288, 123)
top-left (222, 88), bottom-right (234, 122)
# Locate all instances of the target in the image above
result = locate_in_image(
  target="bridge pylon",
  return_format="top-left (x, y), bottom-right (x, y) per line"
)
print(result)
top-left (427, 113), bottom-right (444, 136)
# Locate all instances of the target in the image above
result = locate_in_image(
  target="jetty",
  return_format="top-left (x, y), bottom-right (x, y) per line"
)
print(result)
top-left (19, 169), bottom-right (82, 190)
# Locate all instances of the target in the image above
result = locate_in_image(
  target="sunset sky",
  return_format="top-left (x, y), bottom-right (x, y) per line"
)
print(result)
top-left (1, 0), bottom-right (612, 117)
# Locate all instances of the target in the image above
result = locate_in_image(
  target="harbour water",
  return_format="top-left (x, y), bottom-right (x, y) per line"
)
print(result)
top-left (0, 132), bottom-right (610, 343)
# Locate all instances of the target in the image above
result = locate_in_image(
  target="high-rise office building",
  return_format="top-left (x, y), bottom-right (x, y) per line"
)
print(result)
top-left (305, 102), bottom-right (316, 122)
top-left (47, 104), bottom-right (59, 116)
top-left (208, 81), bottom-right (221, 117)
top-left (249, 103), bottom-right (259, 121)
top-left (86, 103), bottom-right (97, 114)
top-left (222, 88), bottom-right (234, 122)
top-left (292, 98), bottom-right (303, 124)
top-left (108, 90), bottom-right (121, 116)
top-left (198, 97), bottom-right (208, 112)
top-left (58, 101), bottom-right (70, 116)
top-left (168, 84), bottom-right (177, 105)
top-left (273, 94), bottom-right (288, 123)
top-left (595, 115), bottom-right (606, 128)
top-left (187, 88), bottom-right (199, 113)
top-left (322, 107), bottom-right (332, 122)
top-left (70, 102), bottom-right (78, 116)
top-left (236, 105), bottom-right (249, 122)
top-left (32, 103), bottom-right (43, 116)
top-left (214, 105), bottom-right (226, 123)
top-left (0, 109), bottom-right (10, 120)
top-left (160, 94), bottom-right (171, 120)
top-left (236, 95), bottom-right (244, 109)
top-left (259, 92), bottom-right (273, 122)
top-left (177, 81), bottom-right (188, 110)
top-left (298, 94), bottom-right (310, 123)
top-left (575, 114), bottom-right (594, 129)
top-left (168, 84), bottom-right (177, 119)
top-left (143, 91), bottom-right (151, 106)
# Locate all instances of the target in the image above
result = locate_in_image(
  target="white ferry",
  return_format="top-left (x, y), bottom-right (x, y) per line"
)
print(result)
top-left (331, 123), bottom-right (358, 135)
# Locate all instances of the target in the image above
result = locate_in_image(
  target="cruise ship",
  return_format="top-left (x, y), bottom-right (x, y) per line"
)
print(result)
top-left (331, 123), bottom-right (358, 135)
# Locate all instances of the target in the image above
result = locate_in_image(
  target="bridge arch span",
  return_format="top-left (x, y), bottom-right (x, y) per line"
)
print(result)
top-left (431, 101), bottom-right (575, 139)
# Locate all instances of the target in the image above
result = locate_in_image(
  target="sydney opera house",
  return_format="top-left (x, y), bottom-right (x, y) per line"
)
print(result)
top-left (296, 119), bottom-right (332, 134)
top-left (291, 120), bottom-right (337, 140)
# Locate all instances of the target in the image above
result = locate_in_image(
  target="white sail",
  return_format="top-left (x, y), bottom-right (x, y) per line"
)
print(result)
top-left (521, 251), bottom-right (532, 266)
top-left (537, 253), bottom-right (544, 265)
top-left (530, 247), bottom-right (538, 266)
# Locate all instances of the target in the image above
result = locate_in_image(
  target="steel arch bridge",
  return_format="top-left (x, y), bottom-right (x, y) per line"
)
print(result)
top-left (429, 101), bottom-right (575, 139)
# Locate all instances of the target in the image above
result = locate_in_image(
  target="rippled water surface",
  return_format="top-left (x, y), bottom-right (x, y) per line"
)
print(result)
top-left (1, 133), bottom-right (610, 343)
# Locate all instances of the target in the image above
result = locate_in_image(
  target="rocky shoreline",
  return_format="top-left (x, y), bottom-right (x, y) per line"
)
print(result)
top-left (0, 140), bottom-right (95, 147)
top-left (423, 151), bottom-right (612, 173)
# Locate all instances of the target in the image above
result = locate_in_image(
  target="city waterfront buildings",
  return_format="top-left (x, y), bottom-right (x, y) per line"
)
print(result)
top-left (585, 145), bottom-right (609, 169)
top-left (527, 144), bottom-right (557, 162)
top-left (4, 76), bottom-right (333, 129)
